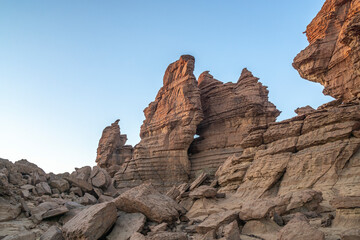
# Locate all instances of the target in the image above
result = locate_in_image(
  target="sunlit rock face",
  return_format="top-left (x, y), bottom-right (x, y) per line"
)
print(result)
top-left (114, 55), bottom-right (203, 190)
top-left (217, 102), bottom-right (360, 210)
top-left (293, 0), bottom-right (360, 102)
top-left (188, 69), bottom-right (280, 178)
top-left (96, 120), bottom-right (133, 177)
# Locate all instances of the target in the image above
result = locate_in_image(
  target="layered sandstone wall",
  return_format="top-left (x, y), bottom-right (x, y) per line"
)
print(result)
top-left (293, 0), bottom-right (360, 101)
top-left (189, 69), bottom-right (280, 178)
top-left (217, 101), bottom-right (360, 209)
top-left (114, 55), bottom-right (203, 189)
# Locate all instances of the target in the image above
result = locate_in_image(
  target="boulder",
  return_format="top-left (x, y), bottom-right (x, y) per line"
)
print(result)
top-left (278, 213), bottom-right (325, 240)
top-left (217, 220), bottom-right (240, 240)
top-left (36, 182), bottom-right (52, 195)
top-left (40, 226), bottom-right (64, 240)
top-left (295, 105), bottom-right (315, 116)
top-left (31, 201), bottom-right (68, 221)
top-left (242, 219), bottom-right (280, 240)
top-left (196, 210), bottom-right (239, 234)
top-left (189, 186), bottom-right (217, 199)
top-left (0, 198), bottom-right (21, 222)
top-left (78, 193), bottom-right (97, 205)
top-left (114, 183), bottom-right (185, 223)
top-left (49, 179), bottom-right (70, 193)
top-left (65, 176), bottom-right (93, 192)
top-left (90, 166), bottom-right (111, 189)
top-left (150, 222), bottom-right (168, 233)
top-left (106, 212), bottom-right (146, 240)
top-left (62, 201), bottom-right (117, 240)
top-left (70, 166), bottom-right (91, 181)
top-left (70, 186), bottom-right (83, 196)
top-left (189, 172), bottom-right (208, 191)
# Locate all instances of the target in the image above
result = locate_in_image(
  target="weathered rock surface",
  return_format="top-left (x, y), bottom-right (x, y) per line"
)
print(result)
top-left (147, 231), bottom-right (188, 240)
top-left (293, 0), bottom-right (360, 101)
top-left (31, 201), bottom-right (69, 221)
top-left (196, 210), bottom-right (239, 234)
top-left (189, 70), bottom-right (280, 178)
top-left (49, 179), bottom-right (70, 193)
top-left (189, 185), bottom-right (217, 199)
top-left (40, 226), bottom-right (64, 240)
top-left (96, 120), bottom-right (133, 177)
top-left (114, 55), bottom-right (203, 190)
top-left (242, 219), bottom-right (280, 240)
top-left (218, 103), bottom-right (360, 210)
top-left (106, 212), bottom-right (146, 240)
top-left (278, 213), bottom-right (325, 240)
top-left (0, 198), bottom-right (21, 222)
top-left (114, 183), bottom-right (185, 223)
top-left (62, 201), bottom-right (117, 240)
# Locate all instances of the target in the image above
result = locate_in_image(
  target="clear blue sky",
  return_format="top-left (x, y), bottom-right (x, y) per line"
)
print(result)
top-left (0, 0), bottom-right (331, 173)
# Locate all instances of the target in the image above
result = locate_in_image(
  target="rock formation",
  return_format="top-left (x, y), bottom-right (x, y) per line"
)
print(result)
top-left (2, 0), bottom-right (360, 239)
top-left (96, 119), bottom-right (133, 176)
top-left (114, 55), bottom-right (203, 189)
top-left (293, 0), bottom-right (360, 101)
top-left (189, 69), bottom-right (280, 178)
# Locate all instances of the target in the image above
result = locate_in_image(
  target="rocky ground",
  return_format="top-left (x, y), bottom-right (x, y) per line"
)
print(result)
top-left (1, 0), bottom-right (360, 239)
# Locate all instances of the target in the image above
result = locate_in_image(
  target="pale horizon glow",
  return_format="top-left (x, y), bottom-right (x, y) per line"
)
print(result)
top-left (0, 0), bottom-right (331, 173)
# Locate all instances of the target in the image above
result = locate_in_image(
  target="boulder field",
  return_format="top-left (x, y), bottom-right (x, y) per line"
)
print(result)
top-left (1, 0), bottom-right (360, 239)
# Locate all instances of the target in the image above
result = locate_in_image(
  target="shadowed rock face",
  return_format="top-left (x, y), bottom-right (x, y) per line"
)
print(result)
top-left (293, 0), bottom-right (360, 101)
top-left (188, 69), bottom-right (280, 178)
top-left (96, 120), bottom-right (133, 177)
top-left (114, 55), bottom-right (203, 189)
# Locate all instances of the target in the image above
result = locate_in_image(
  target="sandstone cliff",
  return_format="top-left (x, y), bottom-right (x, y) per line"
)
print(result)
top-left (293, 0), bottom-right (360, 101)
top-left (189, 69), bottom-right (280, 178)
top-left (114, 55), bottom-right (203, 189)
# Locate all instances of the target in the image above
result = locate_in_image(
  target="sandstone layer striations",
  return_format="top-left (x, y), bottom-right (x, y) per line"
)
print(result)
top-left (293, 0), bottom-right (360, 101)
top-left (189, 69), bottom-right (280, 178)
top-left (96, 120), bottom-right (133, 177)
top-left (217, 102), bottom-right (360, 208)
top-left (114, 55), bottom-right (203, 190)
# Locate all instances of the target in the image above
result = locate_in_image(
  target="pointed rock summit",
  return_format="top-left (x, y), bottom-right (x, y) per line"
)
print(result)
top-left (114, 55), bottom-right (203, 189)
top-left (96, 120), bottom-right (133, 176)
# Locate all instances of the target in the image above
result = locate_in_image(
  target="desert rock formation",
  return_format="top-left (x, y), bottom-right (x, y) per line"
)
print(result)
top-left (189, 69), bottom-right (280, 178)
top-left (96, 119), bottom-right (133, 176)
top-left (2, 0), bottom-right (360, 239)
top-left (293, 0), bottom-right (360, 101)
top-left (114, 55), bottom-right (203, 190)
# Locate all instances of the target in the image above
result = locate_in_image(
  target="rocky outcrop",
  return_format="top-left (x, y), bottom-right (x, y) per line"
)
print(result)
top-left (114, 55), bottom-right (203, 189)
top-left (217, 102), bottom-right (360, 208)
top-left (188, 69), bottom-right (280, 178)
top-left (96, 120), bottom-right (133, 177)
top-left (293, 0), bottom-right (360, 101)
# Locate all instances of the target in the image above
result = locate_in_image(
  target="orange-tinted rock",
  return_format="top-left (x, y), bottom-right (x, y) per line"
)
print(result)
top-left (293, 0), bottom-right (360, 101)
top-left (96, 120), bottom-right (133, 177)
top-left (217, 103), bottom-right (360, 209)
top-left (114, 55), bottom-right (203, 189)
top-left (189, 69), bottom-right (280, 178)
